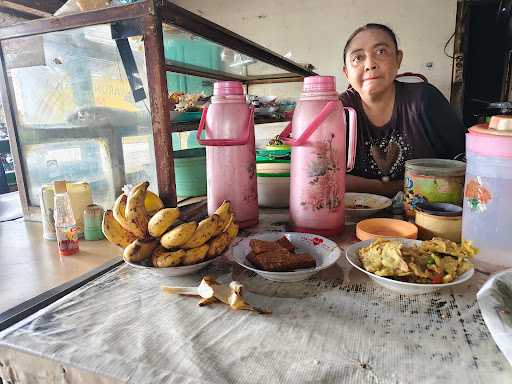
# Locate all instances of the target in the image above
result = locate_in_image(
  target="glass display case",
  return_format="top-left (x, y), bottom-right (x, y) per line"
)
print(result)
top-left (0, 0), bottom-right (316, 219)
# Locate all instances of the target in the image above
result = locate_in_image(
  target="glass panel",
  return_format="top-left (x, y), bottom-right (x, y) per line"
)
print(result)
top-left (162, 24), bottom-right (288, 79)
top-left (2, 22), bottom-right (157, 210)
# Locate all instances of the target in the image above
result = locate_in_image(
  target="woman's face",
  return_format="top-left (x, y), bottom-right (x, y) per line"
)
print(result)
top-left (343, 29), bottom-right (403, 98)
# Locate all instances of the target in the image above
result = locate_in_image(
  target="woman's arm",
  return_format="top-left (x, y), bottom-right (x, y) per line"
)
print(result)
top-left (346, 174), bottom-right (403, 197)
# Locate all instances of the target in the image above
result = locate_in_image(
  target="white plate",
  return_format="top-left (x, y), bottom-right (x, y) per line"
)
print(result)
top-left (345, 238), bottom-right (474, 295)
top-left (230, 232), bottom-right (342, 282)
top-left (125, 256), bottom-right (218, 277)
top-left (345, 193), bottom-right (392, 221)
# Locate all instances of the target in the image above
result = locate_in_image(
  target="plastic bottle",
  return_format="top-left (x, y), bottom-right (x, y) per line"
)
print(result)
top-left (53, 180), bottom-right (80, 256)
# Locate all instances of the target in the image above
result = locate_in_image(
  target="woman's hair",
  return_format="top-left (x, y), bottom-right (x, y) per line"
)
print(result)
top-left (343, 23), bottom-right (399, 64)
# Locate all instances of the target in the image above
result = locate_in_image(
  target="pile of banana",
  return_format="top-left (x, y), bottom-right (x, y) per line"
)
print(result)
top-left (102, 181), bottom-right (238, 268)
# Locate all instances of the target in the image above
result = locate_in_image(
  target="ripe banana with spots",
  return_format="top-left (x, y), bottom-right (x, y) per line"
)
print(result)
top-left (211, 200), bottom-right (231, 237)
top-left (102, 210), bottom-right (138, 248)
top-left (125, 181), bottom-right (150, 239)
top-left (182, 214), bottom-right (222, 249)
top-left (160, 221), bottom-right (197, 249)
top-left (148, 208), bottom-right (180, 238)
top-left (113, 194), bottom-right (140, 236)
top-left (181, 244), bottom-right (210, 265)
top-left (152, 246), bottom-right (185, 268)
top-left (123, 238), bottom-right (159, 263)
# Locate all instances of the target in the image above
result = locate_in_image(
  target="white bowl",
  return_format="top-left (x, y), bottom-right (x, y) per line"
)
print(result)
top-left (125, 256), bottom-right (218, 277)
top-left (344, 193), bottom-right (392, 221)
top-left (345, 238), bottom-right (474, 295)
top-left (230, 232), bottom-right (342, 282)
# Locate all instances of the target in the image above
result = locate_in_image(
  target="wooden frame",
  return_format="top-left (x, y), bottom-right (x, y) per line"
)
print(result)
top-left (0, 0), bottom-right (316, 215)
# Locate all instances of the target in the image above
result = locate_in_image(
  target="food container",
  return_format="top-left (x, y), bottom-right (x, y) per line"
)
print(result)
top-left (256, 173), bottom-right (290, 208)
top-left (415, 203), bottom-right (462, 242)
top-left (40, 181), bottom-right (93, 239)
top-left (256, 151), bottom-right (290, 208)
top-left (174, 148), bottom-right (207, 198)
top-left (83, 204), bottom-right (105, 241)
top-left (404, 159), bottom-right (466, 218)
top-left (462, 116), bottom-right (512, 272)
top-left (355, 218), bottom-right (418, 241)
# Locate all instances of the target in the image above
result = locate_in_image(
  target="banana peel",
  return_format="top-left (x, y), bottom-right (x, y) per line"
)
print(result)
top-left (162, 276), bottom-right (270, 314)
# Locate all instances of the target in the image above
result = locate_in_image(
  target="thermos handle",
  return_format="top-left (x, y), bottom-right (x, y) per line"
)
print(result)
top-left (345, 106), bottom-right (357, 171)
top-left (196, 106), bottom-right (254, 146)
top-left (278, 101), bottom-right (337, 146)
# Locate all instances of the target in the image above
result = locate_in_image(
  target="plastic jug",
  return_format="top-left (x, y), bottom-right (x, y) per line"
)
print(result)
top-left (462, 116), bottom-right (512, 272)
top-left (196, 81), bottom-right (258, 228)
top-left (279, 76), bottom-right (357, 235)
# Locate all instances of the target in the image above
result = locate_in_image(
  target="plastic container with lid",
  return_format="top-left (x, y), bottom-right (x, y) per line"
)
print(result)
top-left (403, 159), bottom-right (466, 218)
top-left (256, 148), bottom-right (290, 208)
top-left (462, 115), bottom-right (512, 272)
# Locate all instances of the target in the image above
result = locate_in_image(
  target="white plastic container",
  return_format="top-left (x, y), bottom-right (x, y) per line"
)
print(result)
top-left (257, 174), bottom-right (290, 208)
top-left (462, 118), bottom-right (512, 272)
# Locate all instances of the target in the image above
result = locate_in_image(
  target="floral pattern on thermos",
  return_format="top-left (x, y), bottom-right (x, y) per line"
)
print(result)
top-left (301, 134), bottom-right (341, 212)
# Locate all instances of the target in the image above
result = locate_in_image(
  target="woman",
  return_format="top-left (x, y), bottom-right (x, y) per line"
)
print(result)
top-left (340, 24), bottom-right (466, 196)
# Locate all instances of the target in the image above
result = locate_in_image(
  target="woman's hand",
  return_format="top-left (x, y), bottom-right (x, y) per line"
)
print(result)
top-left (346, 174), bottom-right (403, 197)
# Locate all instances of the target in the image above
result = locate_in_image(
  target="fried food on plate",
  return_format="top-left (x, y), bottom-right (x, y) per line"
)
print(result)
top-left (358, 237), bottom-right (477, 284)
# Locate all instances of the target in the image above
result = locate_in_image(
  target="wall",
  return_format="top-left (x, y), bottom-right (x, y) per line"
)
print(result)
top-left (172, 0), bottom-right (458, 99)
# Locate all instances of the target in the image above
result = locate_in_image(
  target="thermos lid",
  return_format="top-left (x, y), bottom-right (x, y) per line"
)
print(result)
top-left (213, 81), bottom-right (244, 96)
top-left (303, 76), bottom-right (336, 93)
top-left (469, 115), bottom-right (512, 136)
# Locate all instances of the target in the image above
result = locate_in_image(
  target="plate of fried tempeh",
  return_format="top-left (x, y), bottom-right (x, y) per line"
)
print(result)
top-left (230, 232), bottom-right (342, 282)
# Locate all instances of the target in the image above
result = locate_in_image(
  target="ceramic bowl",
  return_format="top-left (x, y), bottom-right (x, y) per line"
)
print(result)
top-left (345, 238), bottom-right (474, 295)
top-left (356, 218), bottom-right (418, 241)
top-left (344, 193), bottom-right (392, 221)
top-left (230, 232), bottom-right (342, 282)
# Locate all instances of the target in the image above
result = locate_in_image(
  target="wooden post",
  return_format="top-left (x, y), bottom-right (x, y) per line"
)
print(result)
top-left (143, 3), bottom-right (176, 207)
top-left (0, 43), bottom-right (30, 216)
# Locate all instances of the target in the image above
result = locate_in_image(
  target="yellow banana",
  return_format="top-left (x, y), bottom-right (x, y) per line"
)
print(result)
top-left (207, 231), bottom-right (230, 258)
top-left (113, 194), bottom-right (140, 236)
top-left (148, 208), bottom-right (180, 238)
top-left (160, 221), bottom-right (197, 249)
top-left (125, 182), bottom-right (150, 239)
top-left (145, 190), bottom-right (164, 216)
top-left (182, 214), bottom-right (221, 249)
top-left (215, 200), bottom-right (231, 221)
top-left (123, 238), bottom-right (159, 263)
top-left (226, 221), bottom-right (239, 241)
top-left (151, 246), bottom-right (185, 268)
top-left (182, 244), bottom-right (209, 265)
top-left (102, 210), bottom-right (137, 248)
top-left (211, 201), bottom-right (231, 237)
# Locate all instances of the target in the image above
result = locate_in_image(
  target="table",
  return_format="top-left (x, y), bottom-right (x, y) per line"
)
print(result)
top-left (0, 219), bottom-right (121, 314)
top-left (0, 210), bottom-right (510, 384)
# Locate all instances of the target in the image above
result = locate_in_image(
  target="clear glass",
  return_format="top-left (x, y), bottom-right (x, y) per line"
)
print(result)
top-left (162, 24), bottom-right (288, 79)
top-left (2, 22), bottom-right (156, 209)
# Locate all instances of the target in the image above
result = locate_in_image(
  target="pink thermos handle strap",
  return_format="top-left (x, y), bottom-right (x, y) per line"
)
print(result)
top-left (196, 106), bottom-right (254, 146)
top-left (278, 101), bottom-right (337, 146)
top-left (345, 107), bottom-right (357, 171)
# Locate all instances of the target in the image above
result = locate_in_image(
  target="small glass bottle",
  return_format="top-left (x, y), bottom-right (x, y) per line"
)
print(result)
top-left (53, 180), bottom-right (79, 256)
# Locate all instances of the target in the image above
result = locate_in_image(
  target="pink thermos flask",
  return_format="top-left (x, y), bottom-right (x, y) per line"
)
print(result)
top-left (279, 76), bottom-right (357, 235)
top-left (196, 81), bottom-right (258, 228)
